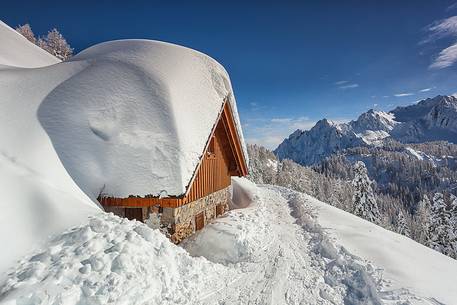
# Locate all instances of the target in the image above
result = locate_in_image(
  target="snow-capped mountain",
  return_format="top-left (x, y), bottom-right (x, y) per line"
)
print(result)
top-left (275, 119), bottom-right (365, 165)
top-left (275, 95), bottom-right (457, 165)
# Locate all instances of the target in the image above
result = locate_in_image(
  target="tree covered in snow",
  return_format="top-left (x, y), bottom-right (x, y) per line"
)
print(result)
top-left (247, 144), bottom-right (353, 211)
top-left (352, 161), bottom-right (381, 224)
top-left (396, 209), bottom-right (411, 237)
top-left (429, 193), bottom-right (453, 257)
top-left (449, 195), bottom-right (457, 257)
top-left (247, 144), bottom-right (278, 184)
top-left (38, 28), bottom-right (73, 60)
top-left (412, 194), bottom-right (432, 246)
top-left (16, 24), bottom-right (36, 44)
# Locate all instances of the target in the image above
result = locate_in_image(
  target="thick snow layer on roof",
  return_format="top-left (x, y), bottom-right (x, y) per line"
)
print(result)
top-left (0, 21), bottom-right (60, 68)
top-left (38, 40), bottom-right (247, 198)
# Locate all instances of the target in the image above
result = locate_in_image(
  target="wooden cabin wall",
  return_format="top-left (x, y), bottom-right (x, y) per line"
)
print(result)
top-left (182, 121), bottom-right (232, 205)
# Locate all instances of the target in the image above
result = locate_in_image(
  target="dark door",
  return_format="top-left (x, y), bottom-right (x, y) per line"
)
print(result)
top-left (216, 204), bottom-right (225, 217)
top-left (195, 212), bottom-right (205, 231)
top-left (125, 208), bottom-right (143, 222)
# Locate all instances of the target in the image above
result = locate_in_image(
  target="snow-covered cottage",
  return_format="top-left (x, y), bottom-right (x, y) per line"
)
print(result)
top-left (94, 41), bottom-right (249, 242)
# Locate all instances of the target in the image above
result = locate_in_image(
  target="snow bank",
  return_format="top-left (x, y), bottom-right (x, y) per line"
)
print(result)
top-left (183, 182), bottom-right (271, 265)
top-left (302, 191), bottom-right (457, 304)
top-left (0, 60), bottom-right (100, 276)
top-left (0, 154), bottom-right (96, 277)
top-left (0, 21), bottom-right (59, 68)
top-left (230, 177), bottom-right (257, 209)
top-left (0, 213), bottom-right (230, 305)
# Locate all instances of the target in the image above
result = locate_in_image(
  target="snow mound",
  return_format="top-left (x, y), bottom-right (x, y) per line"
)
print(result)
top-left (230, 177), bottom-right (257, 209)
top-left (0, 213), bottom-right (229, 305)
top-left (0, 21), bottom-right (59, 68)
top-left (182, 189), bottom-right (271, 264)
top-left (0, 154), bottom-right (97, 277)
top-left (38, 39), bottom-right (247, 198)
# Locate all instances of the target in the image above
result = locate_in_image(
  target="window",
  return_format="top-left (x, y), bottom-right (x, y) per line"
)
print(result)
top-left (207, 137), bottom-right (215, 157)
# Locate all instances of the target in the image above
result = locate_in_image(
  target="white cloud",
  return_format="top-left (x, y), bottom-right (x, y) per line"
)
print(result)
top-left (430, 42), bottom-right (457, 69)
top-left (424, 16), bottom-right (457, 69)
top-left (425, 16), bottom-right (457, 42)
top-left (270, 118), bottom-right (292, 123)
top-left (394, 93), bottom-right (414, 97)
top-left (334, 80), bottom-right (348, 85)
top-left (419, 88), bottom-right (432, 92)
top-left (339, 83), bottom-right (359, 90)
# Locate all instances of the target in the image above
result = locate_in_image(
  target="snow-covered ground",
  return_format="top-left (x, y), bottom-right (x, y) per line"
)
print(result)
top-left (2, 181), bottom-right (456, 305)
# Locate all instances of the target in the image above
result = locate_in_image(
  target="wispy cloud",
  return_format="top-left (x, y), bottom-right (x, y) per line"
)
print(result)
top-left (419, 88), bottom-right (433, 92)
top-left (394, 93), bottom-right (414, 97)
top-left (334, 80), bottom-right (348, 85)
top-left (430, 43), bottom-right (457, 69)
top-left (339, 83), bottom-right (359, 90)
top-left (423, 16), bottom-right (457, 69)
top-left (447, 2), bottom-right (457, 11)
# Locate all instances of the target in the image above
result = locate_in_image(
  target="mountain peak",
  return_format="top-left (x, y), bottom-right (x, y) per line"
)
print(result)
top-left (275, 94), bottom-right (457, 165)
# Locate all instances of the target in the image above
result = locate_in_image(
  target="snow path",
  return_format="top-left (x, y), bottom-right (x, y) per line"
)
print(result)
top-left (191, 185), bottom-right (429, 305)
top-left (198, 188), bottom-right (332, 304)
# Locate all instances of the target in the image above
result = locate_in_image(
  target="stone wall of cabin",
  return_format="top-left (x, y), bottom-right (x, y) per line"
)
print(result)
top-left (102, 186), bottom-right (230, 243)
top-left (162, 186), bottom-right (230, 243)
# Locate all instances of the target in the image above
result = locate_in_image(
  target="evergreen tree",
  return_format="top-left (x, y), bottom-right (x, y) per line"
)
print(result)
top-left (16, 24), bottom-right (37, 44)
top-left (351, 161), bottom-right (381, 224)
top-left (449, 195), bottom-right (457, 258)
top-left (413, 194), bottom-right (432, 246)
top-left (429, 193), bottom-right (452, 256)
top-left (396, 209), bottom-right (411, 237)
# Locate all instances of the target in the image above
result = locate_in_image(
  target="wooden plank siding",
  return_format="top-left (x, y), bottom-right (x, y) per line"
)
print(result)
top-left (99, 99), bottom-right (247, 209)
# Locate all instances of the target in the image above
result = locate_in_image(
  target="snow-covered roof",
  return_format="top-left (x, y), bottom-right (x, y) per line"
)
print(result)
top-left (0, 21), bottom-right (60, 68)
top-left (10, 39), bottom-right (247, 199)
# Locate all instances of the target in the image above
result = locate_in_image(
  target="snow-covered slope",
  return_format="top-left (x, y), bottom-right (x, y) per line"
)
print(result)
top-left (0, 21), bottom-right (59, 68)
top-left (3, 184), bottom-right (456, 305)
top-left (276, 95), bottom-right (457, 165)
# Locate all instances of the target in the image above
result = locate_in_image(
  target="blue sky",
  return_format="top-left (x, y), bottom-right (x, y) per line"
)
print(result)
top-left (2, 1), bottom-right (457, 148)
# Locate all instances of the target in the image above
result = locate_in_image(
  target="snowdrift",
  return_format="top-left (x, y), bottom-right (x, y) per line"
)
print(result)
top-left (0, 214), bottom-right (230, 305)
top-left (0, 21), bottom-right (59, 68)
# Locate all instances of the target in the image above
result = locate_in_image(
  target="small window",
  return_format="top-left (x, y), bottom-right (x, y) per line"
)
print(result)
top-left (207, 137), bottom-right (215, 157)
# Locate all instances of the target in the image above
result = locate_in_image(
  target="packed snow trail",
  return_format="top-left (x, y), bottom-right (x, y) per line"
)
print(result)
top-left (2, 183), bottom-right (455, 304)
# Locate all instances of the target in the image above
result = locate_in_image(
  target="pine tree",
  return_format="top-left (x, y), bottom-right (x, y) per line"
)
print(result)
top-left (352, 161), bottom-right (381, 224)
top-left (414, 194), bottom-right (432, 246)
top-left (429, 193), bottom-right (452, 256)
top-left (16, 24), bottom-right (36, 44)
top-left (449, 195), bottom-right (457, 258)
top-left (38, 28), bottom-right (73, 60)
top-left (396, 209), bottom-right (411, 237)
